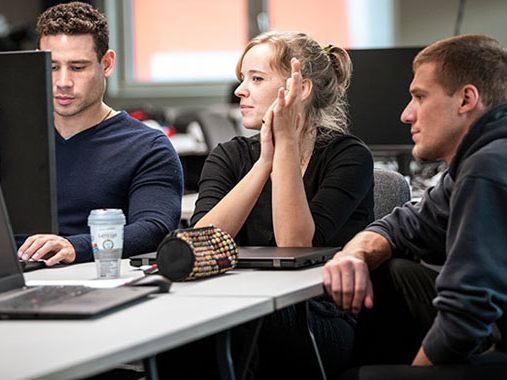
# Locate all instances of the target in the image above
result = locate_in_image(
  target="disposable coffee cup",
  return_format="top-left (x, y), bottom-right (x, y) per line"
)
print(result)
top-left (88, 209), bottom-right (126, 279)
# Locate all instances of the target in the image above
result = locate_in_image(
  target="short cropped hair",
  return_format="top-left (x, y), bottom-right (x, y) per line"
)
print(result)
top-left (36, 1), bottom-right (109, 61)
top-left (414, 35), bottom-right (507, 109)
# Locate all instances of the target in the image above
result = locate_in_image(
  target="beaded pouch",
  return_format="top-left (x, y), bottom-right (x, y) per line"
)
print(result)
top-left (156, 226), bottom-right (238, 281)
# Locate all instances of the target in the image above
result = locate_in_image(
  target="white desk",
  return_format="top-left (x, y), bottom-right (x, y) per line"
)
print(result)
top-left (0, 295), bottom-right (272, 380)
top-left (9, 260), bottom-right (327, 379)
top-left (24, 260), bottom-right (145, 283)
top-left (171, 266), bottom-right (325, 310)
top-left (2, 264), bottom-right (273, 380)
top-left (25, 261), bottom-right (326, 311)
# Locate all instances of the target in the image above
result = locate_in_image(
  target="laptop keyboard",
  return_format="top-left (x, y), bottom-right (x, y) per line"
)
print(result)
top-left (0, 286), bottom-right (95, 310)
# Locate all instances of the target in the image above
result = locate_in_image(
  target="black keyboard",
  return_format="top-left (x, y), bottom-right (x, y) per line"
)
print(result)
top-left (0, 286), bottom-right (95, 310)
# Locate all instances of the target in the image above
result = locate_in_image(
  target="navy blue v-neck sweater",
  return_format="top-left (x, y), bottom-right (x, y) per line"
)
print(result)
top-left (55, 111), bottom-right (183, 263)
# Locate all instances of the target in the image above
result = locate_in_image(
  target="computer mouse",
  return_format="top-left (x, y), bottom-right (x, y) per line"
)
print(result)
top-left (128, 274), bottom-right (172, 293)
top-left (19, 260), bottom-right (47, 272)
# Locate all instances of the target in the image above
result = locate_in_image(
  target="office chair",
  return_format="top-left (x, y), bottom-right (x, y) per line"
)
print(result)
top-left (174, 109), bottom-right (238, 152)
top-left (373, 168), bottom-right (411, 220)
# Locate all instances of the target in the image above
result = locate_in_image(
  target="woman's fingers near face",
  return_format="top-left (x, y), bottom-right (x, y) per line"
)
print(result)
top-left (277, 87), bottom-right (286, 108)
top-left (291, 57), bottom-right (300, 72)
top-left (263, 100), bottom-right (277, 122)
top-left (285, 59), bottom-right (302, 104)
top-left (262, 108), bottom-right (274, 129)
top-left (286, 77), bottom-right (292, 91)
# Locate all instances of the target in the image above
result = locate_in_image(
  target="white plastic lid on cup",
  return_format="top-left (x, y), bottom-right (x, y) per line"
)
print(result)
top-left (88, 209), bottom-right (126, 226)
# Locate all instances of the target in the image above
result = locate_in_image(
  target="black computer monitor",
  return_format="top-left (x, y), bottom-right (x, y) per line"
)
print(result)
top-left (0, 50), bottom-right (58, 235)
top-left (346, 47), bottom-right (422, 148)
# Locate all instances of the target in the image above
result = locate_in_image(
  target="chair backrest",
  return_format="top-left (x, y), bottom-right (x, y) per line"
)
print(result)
top-left (198, 110), bottom-right (238, 151)
top-left (373, 168), bottom-right (411, 220)
top-left (174, 109), bottom-right (238, 152)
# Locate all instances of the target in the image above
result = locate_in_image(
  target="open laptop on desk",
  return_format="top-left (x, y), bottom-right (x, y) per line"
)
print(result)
top-left (0, 188), bottom-right (157, 319)
top-left (130, 246), bottom-right (338, 269)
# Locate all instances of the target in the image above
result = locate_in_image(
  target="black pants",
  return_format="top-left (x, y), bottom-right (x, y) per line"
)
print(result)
top-left (343, 258), bottom-right (507, 380)
top-left (156, 299), bottom-right (355, 379)
top-left (339, 350), bottom-right (507, 380)
top-left (256, 299), bottom-right (355, 379)
top-left (353, 258), bottom-right (439, 365)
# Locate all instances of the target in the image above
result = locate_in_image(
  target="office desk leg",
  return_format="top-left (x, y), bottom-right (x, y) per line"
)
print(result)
top-left (237, 318), bottom-right (263, 380)
top-left (296, 301), bottom-right (327, 380)
top-left (143, 356), bottom-right (159, 380)
top-left (216, 330), bottom-right (236, 380)
top-left (216, 317), bottom-right (263, 380)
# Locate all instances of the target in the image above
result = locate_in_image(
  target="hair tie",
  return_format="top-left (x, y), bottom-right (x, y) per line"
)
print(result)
top-left (323, 44), bottom-right (338, 68)
top-left (322, 44), bottom-right (333, 55)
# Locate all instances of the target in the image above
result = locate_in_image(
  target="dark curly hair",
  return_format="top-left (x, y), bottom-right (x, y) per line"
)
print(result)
top-left (36, 1), bottom-right (109, 61)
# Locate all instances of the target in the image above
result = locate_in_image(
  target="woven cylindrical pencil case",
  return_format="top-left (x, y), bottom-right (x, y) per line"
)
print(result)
top-left (156, 226), bottom-right (238, 281)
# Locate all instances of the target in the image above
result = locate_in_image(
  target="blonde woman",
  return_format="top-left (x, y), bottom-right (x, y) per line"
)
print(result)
top-left (188, 31), bottom-right (374, 377)
top-left (193, 31), bottom-right (373, 249)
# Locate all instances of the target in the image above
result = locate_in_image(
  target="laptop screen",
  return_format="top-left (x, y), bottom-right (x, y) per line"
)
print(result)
top-left (0, 187), bottom-right (25, 291)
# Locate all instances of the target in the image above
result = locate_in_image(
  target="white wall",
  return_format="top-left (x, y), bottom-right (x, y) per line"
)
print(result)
top-left (2, 1), bottom-right (505, 107)
top-left (395, 0), bottom-right (507, 47)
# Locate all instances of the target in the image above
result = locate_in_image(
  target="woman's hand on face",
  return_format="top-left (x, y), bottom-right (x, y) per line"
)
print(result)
top-left (258, 106), bottom-right (275, 169)
top-left (271, 58), bottom-right (304, 143)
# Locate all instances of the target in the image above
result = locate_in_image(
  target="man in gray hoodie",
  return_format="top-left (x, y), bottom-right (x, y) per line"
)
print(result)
top-left (324, 35), bottom-right (507, 379)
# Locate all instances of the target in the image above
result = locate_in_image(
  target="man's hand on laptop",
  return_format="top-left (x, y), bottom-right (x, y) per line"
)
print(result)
top-left (17, 234), bottom-right (76, 266)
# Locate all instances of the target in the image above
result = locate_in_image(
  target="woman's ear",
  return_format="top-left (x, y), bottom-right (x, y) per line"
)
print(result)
top-left (301, 78), bottom-right (313, 102)
top-left (101, 50), bottom-right (116, 78)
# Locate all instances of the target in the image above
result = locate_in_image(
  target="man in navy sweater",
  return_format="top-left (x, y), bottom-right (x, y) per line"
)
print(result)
top-left (17, 2), bottom-right (183, 265)
top-left (324, 35), bottom-right (507, 379)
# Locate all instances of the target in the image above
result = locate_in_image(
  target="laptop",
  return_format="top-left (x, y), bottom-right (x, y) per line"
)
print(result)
top-left (0, 188), bottom-right (157, 319)
top-left (235, 246), bottom-right (338, 269)
top-left (130, 246), bottom-right (338, 269)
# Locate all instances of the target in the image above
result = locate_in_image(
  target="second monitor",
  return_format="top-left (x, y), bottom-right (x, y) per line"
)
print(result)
top-left (347, 47), bottom-right (422, 148)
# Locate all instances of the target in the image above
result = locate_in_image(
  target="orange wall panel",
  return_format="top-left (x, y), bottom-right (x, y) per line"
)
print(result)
top-left (268, 0), bottom-right (350, 47)
top-left (132, 0), bottom-right (248, 81)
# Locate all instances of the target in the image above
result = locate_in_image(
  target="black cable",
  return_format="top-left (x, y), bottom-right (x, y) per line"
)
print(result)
top-left (454, 0), bottom-right (467, 36)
